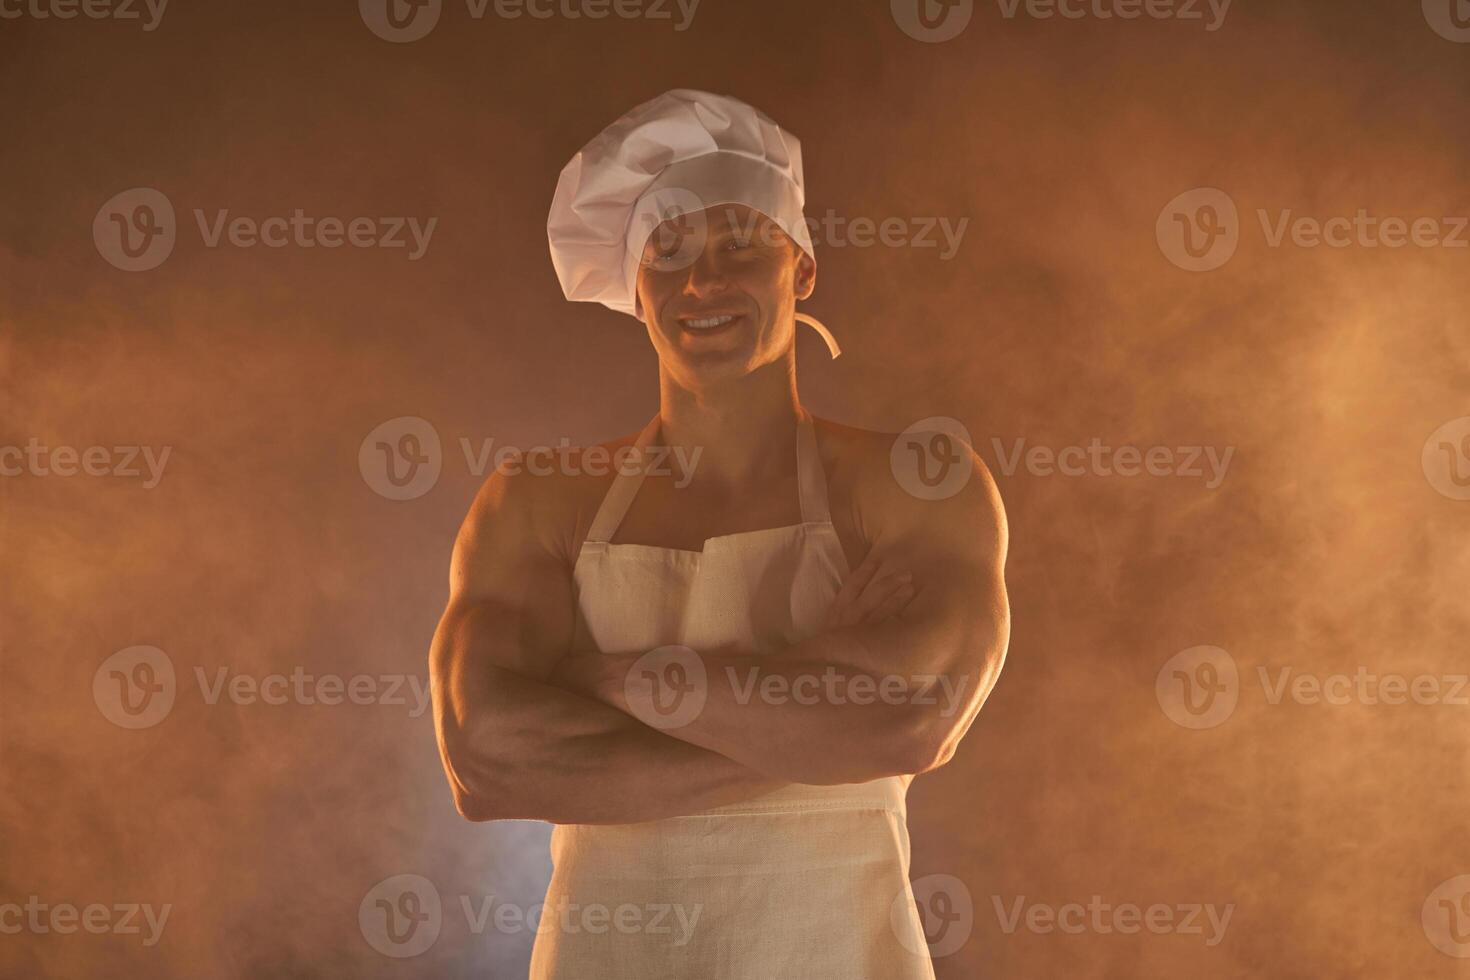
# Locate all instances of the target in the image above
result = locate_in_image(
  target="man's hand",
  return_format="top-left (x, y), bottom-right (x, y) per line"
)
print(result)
top-left (553, 437), bottom-right (1010, 787)
top-left (824, 550), bottom-right (917, 629)
top-left (554, 550), bottom-right (917, 702)
top-left (431, 464), bottom-right (788, 825)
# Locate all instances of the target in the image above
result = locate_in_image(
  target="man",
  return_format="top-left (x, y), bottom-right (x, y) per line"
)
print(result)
top-left (430, 89), bottom-right (1009, 978)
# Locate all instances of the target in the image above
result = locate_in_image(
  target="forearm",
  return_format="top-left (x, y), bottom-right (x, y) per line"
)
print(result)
top-left (438, 664), bottom-right (785, 824)
top-left (557, 621), bottom-right (1000, 785)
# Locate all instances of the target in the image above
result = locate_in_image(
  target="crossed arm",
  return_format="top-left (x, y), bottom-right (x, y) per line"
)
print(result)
top-left (430, 446), bottom-right (1009, 824)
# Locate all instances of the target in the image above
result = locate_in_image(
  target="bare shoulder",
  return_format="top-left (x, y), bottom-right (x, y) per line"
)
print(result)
top-left (453, 428), bottom-right (646, 579)
top-left (811, 416), bottom-right (1006, 558)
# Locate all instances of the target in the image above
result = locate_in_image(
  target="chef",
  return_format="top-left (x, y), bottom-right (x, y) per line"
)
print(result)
top-left (430, 88), bottom-right (1010, 979)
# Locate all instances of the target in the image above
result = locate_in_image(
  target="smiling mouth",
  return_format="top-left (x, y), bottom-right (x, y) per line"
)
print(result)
top-left (677, 313), bottom-right (745, 334)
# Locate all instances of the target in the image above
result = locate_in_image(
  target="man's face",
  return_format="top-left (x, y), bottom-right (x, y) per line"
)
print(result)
top-left (635, 204), bottom-right (816, 386)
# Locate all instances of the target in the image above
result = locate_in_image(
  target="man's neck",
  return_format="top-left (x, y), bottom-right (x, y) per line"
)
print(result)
top-left (657, 356), bottom-right (804, 487)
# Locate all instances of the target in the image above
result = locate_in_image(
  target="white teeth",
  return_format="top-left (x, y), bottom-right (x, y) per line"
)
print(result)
top-left (684, 314), bottom-right (736, 329)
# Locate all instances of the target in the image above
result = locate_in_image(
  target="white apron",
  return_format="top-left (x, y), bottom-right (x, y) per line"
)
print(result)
top-left (528, 413), bottom-right (936, 980)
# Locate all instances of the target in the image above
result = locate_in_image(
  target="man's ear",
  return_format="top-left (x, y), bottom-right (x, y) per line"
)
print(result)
top-left (794, 250), bottom-right (817, 301)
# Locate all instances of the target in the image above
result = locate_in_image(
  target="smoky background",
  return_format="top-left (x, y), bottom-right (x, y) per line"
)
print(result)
top-left (1, 0), bottom-right (1467, 976)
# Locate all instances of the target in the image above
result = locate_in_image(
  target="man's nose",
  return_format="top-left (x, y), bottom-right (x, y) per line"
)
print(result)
top-left (679, 248), bottom-right (730, 298)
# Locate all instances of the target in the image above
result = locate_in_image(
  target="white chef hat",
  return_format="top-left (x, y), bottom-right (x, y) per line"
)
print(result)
top-left (546, 88), bottom-right (840, 357)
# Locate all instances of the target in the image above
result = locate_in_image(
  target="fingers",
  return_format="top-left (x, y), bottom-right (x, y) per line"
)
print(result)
top-left (824, 550), bottom-right (883, 629)
top-left (834, 550), bottom-right (882, 608)
top-left (830, 565), bottom-right (915, 629)
top-left (853, 569), bottom-right (912, 623)
top-left (864, 575), bottom-right (917, 625)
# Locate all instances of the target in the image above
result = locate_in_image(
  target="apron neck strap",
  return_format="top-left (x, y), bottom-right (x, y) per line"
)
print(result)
top-left (583, 411), bottom-right (835, 545)
top-left (583, 415), bottom-right (661, 545)
top-left (796, 413), bottom-right (833, 525)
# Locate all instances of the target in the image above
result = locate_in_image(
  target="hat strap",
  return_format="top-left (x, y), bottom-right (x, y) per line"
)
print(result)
top-left (795, 312), bottom-right (842, 359)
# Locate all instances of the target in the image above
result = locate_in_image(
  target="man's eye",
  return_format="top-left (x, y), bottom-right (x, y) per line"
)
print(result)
top-left (726, 239), bottom-right (752, 250)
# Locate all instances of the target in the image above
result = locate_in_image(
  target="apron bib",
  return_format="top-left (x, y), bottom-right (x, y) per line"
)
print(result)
top-left (528, 413), bottom-right (936, 980)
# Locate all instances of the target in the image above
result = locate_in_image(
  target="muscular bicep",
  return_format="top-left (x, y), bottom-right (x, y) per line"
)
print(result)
top-left (436, 469), bottom-right (577, 682)
top-left (854, 440), bottom-right (1010, 679)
